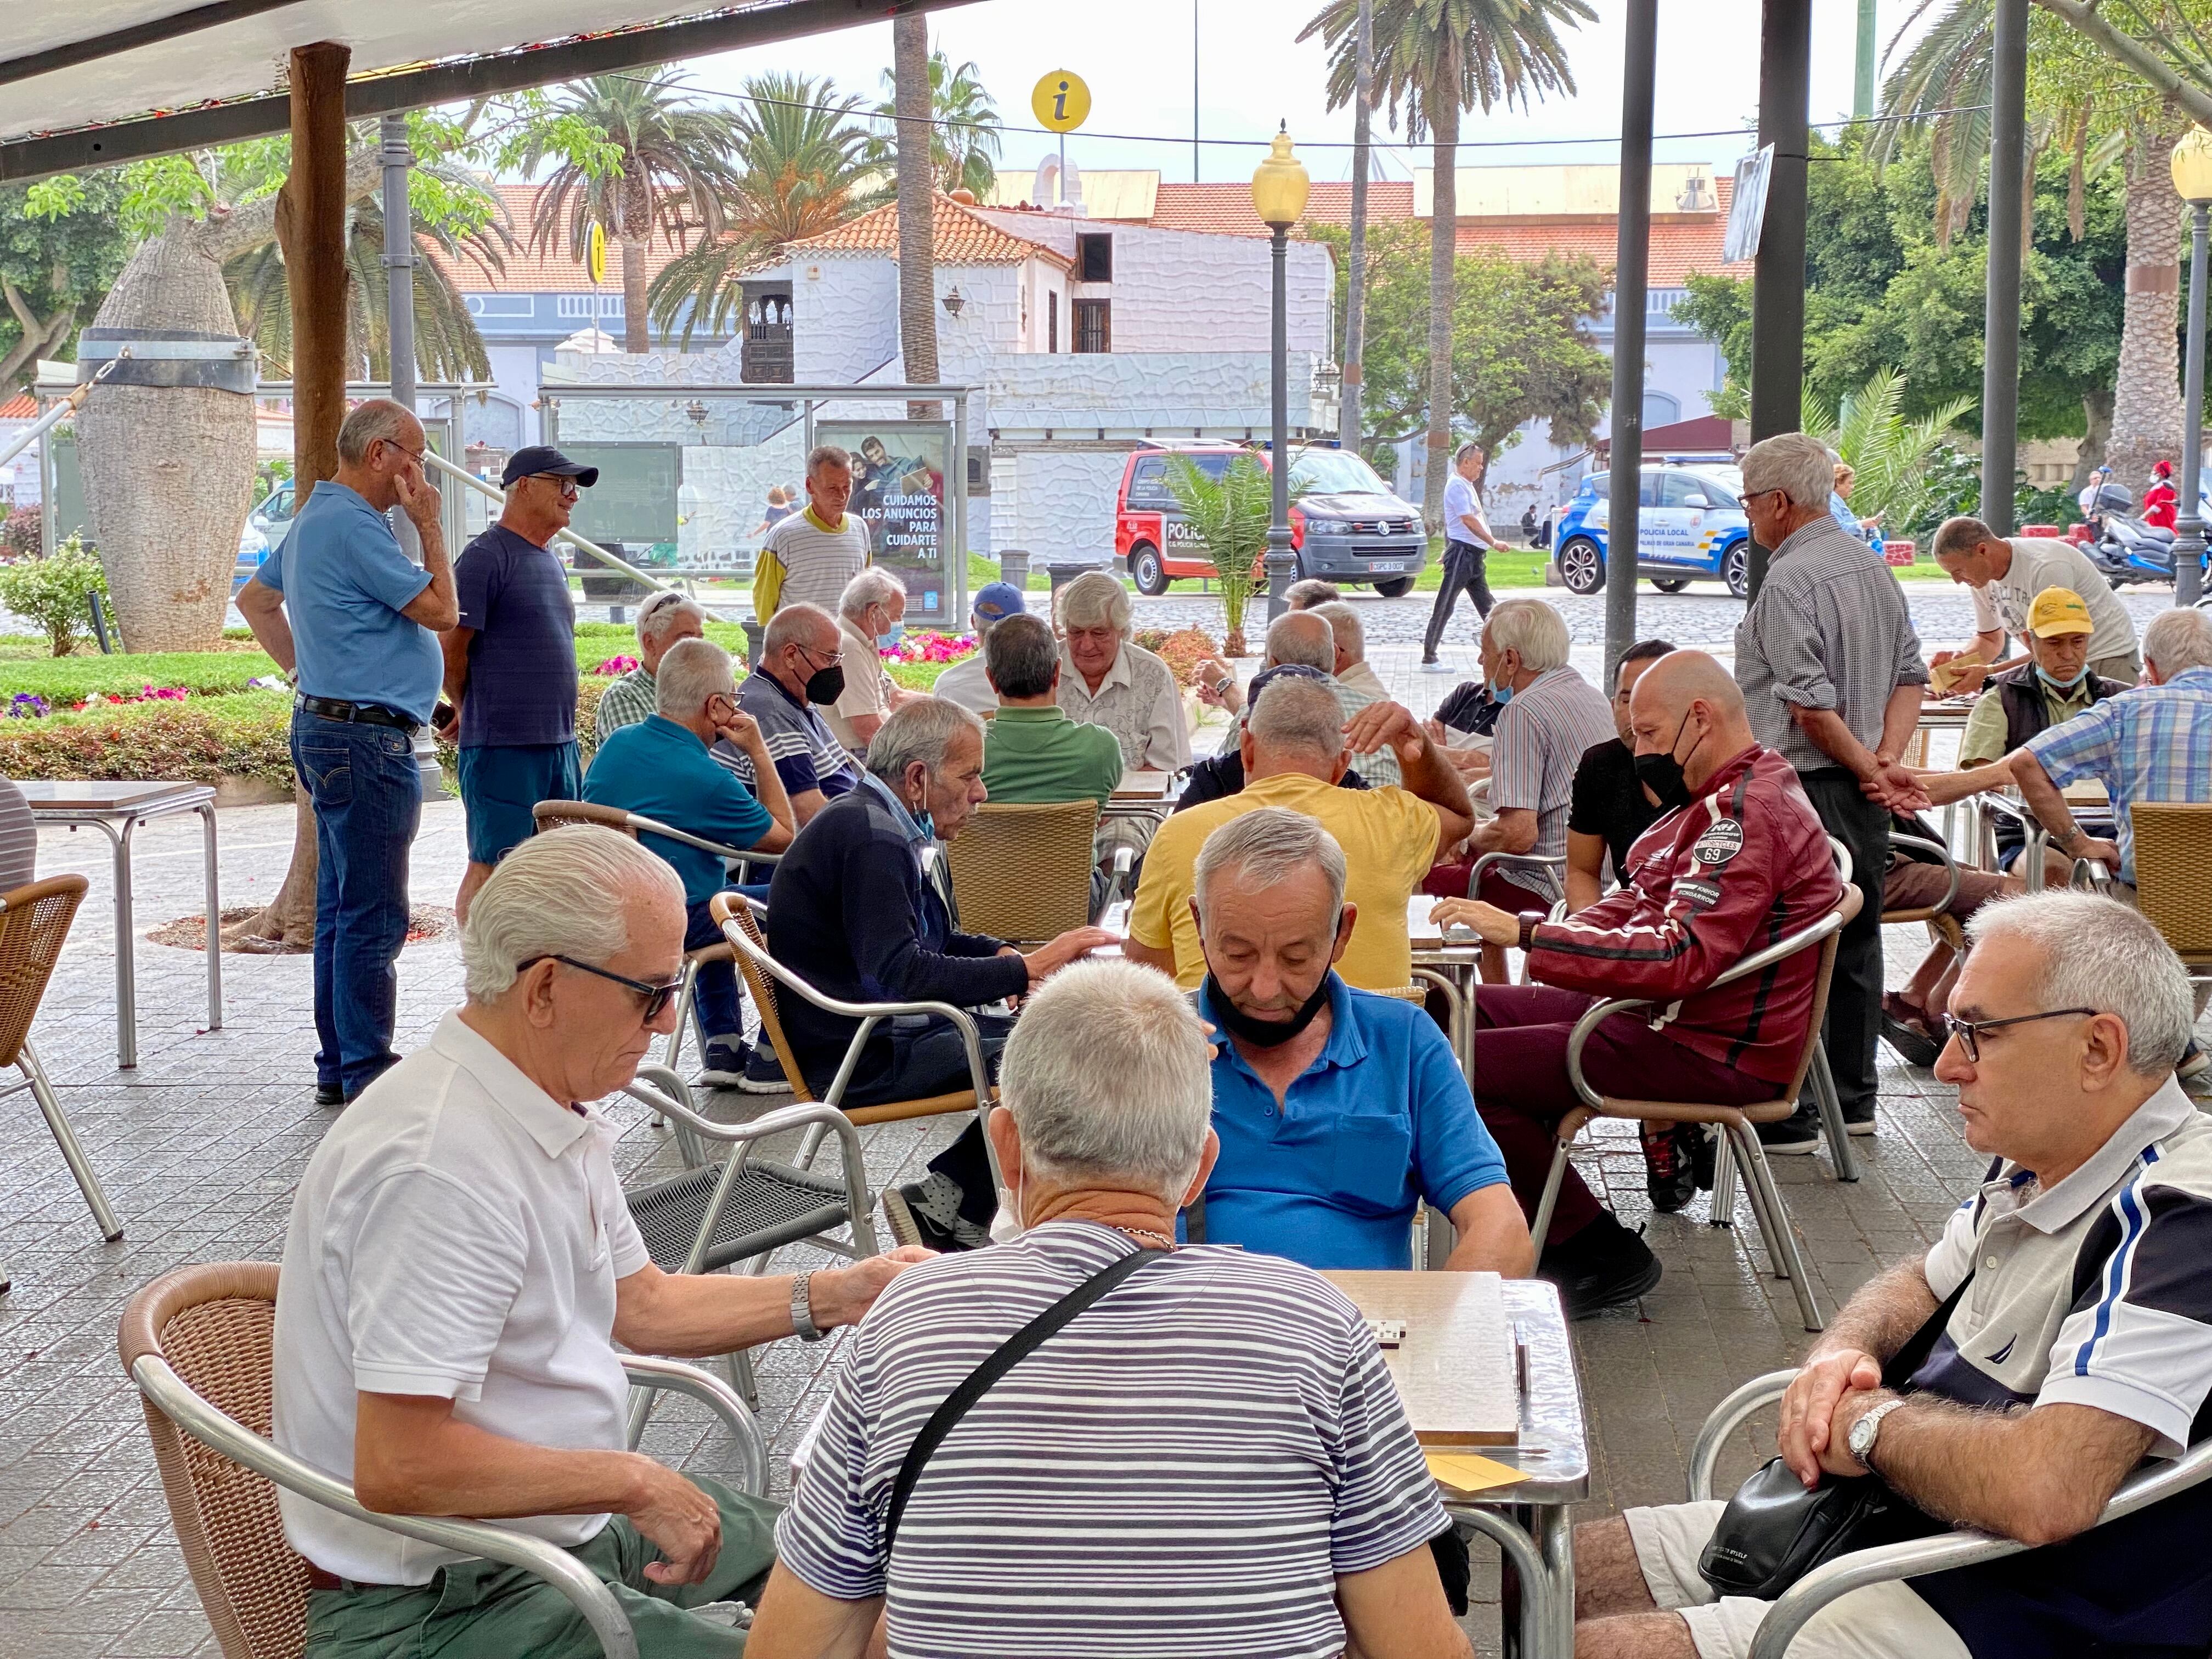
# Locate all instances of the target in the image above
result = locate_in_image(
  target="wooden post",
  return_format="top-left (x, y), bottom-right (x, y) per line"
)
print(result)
top-left (276, 41), bottom-right (351, 505)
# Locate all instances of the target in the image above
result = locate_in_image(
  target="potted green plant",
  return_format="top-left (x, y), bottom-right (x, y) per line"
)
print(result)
top-left (1163, 450), bottom-right (1290, 658)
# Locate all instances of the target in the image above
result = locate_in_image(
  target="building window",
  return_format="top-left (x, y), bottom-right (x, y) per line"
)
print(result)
top-left (1076, 232), bottom-right (1114, 283)
top-left (557, 294), bottom-right (623, 319)
top-left (1048, 291), bottom-right (1058, 353)
top-left (1073, 298), bottom-right (1111, 354)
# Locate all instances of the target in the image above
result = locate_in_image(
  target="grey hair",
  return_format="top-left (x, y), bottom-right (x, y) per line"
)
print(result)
top-left (1056, 569), bottom-right (1133, 638)
top-left (1285, 578), bottom-right (1342, 609)
top-left (1000, 958), bottom-right (1215, 1201)
top-left (336, 398), bottom-right (414, 466)
top-left (1929, 516), bottom-right (1996, 563)
top-left (1193, 806), bottom-right (1348, 922)
top-left (654, 636), bottom-right (737, 718)
top-left (806, 443), bottom-right (852, 478)
top-left (1310, 599), bottom-right (1364, 662)
top-left (763, 600), bottom-right (836, 656)
top-left (1263, 610), bottom-right (1337, 673)
top-left (1246, 676), bottom-right (1346, 763)
top-left (839, 566), bottom-right (907, 621)
top-left (460, 826), bottom-right (681, 1004)
top-left (2144, 607), bottom-right (2212, 676)
top-left (1454, 441), bottom-right (1486, 466)
top-left (1740, 431), bottom-right (1838, 511)
top-left (865, 695), bottom-right (984, 784)
top-left (1965, 892), bottom-right (2197, 1075)
top-left (1485, 596), bottom-right (1571, 674)
top-left (636, 590), bottom-right (706, 650)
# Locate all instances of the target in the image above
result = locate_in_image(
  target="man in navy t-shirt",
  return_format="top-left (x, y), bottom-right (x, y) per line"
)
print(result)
top-left (442, 445), bottom-right (595, 922)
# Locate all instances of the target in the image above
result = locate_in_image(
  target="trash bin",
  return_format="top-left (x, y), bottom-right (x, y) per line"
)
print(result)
top-left (741, 618), bottom-right (764, 671)
top-left (1045, 561), bottom-right (1097, 597)
top-left (1000, 549), bottom-right (1031, 590)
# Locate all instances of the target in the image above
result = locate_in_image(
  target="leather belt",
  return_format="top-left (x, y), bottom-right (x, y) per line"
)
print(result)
top-left (295, 693), bottom-right (420, 734)
top-left (305, 1564), bottom-right (403, 1593)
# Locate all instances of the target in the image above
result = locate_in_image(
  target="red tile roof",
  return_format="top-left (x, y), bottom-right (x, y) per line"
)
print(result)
top-left (784, 192), bottom-right (1070, 268)
top-left (436, 183), bottom-right (701, 294)
top-left (0, 393), bottom-right (37, 420)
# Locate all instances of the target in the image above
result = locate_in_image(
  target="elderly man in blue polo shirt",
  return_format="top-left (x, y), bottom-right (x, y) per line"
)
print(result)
top-left (238, 399), bottom-right (456, 1105)
top-left (1183, 807), bottom-right (1533, 1274)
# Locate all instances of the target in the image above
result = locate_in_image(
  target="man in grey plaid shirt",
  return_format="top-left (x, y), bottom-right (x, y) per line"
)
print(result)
top-left (592, 591), bottom-right (705, 743)
top-left (1734, 432), bottom-right (1929, 1150)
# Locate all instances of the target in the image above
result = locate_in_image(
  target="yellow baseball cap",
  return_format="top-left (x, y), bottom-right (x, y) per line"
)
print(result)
top-left (2026, 586), bottom-right (2094, 637)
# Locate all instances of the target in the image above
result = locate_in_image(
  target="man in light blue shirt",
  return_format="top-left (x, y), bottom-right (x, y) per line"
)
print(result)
top-left (1421, 441), bottom-right (1497, 669)
top-left (1180, 806), bottom-right (1531, 1275)
top-left (239, 399), bottom-right (455, 1104)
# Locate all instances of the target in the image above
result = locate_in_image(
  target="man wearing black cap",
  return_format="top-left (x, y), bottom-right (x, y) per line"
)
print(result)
top-left (441, 445), bottom-right (599, 922)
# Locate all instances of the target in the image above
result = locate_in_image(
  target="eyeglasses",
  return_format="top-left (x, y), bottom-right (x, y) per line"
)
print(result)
top-left (520, 954), bottom-right (685, 1021)
top-left (376, 437), bottom-right (426, 466)
top-left (532, 473), bottom-right (582, 501)
top-left (794, 641), bottom-right (844, 667)
top-left (1938, 1007), bottom-right (2099, 1063)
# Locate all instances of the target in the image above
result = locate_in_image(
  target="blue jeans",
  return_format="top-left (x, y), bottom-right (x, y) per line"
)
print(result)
top-left (291, 710), bottom-right (421, 1097)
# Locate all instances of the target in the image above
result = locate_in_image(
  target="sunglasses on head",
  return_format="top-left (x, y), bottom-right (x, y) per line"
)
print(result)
top-left (520, 954), bottom-right (684, 1020)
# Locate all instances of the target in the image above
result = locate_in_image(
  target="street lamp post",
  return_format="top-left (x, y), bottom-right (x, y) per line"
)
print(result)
top-left (2171, 126), bottom-right (2212, 608)
top-left (1252, 125), bottom-right (1310, 621)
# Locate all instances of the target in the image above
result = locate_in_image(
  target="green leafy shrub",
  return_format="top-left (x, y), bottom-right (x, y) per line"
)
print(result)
top-left (1134, 627), bottom-right (1223, 687)
top-left (0, 535), bottom-right (109, 657)
top-left (0, 688), bottom-right (296, 789)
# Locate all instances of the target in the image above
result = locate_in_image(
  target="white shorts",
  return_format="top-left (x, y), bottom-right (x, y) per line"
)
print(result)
top-left (1624, 1500), bottom-right (1972, 1659)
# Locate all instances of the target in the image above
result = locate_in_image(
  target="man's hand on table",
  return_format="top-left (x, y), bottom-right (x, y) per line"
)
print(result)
top-left (1427, 897), bottom-right (1520, 947)
top-left (1776, 1348), bottom-right (1883, 1487)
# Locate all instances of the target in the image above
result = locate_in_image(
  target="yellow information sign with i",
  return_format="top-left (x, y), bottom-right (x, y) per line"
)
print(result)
top-left (1031, 70), bottom-right (1091, 134)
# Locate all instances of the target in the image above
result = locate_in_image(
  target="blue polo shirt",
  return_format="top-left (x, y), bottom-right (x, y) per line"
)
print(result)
top-left (582, 715), bottom-right (773, 905)
top-left (1194, 975), bottom-right (1508, 1270)
top-left (255, 481), bottom-right (440, 725)
top-left (453, 524), bottom-right (578, 747)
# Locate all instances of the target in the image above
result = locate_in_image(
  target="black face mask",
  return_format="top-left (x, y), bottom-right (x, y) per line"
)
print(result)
top-left (1632, 708), bottom-right (1703, 813)
top-left (802, 664), bottom-right (845, 706)
top-left (1204, 970), bottom-right (1333, 1048)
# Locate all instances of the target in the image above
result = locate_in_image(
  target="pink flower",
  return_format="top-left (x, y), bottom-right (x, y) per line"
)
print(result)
top-left (594, 654), bottom-right (641, 676)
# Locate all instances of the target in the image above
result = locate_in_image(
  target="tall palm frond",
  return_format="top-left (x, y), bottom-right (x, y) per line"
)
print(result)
top-left (1165, 452), bottom-right (1278, 657)
top-left (1804, 367), bottom-right (1977, 532)
top-left (865, 44), bottom-right (1004, 196)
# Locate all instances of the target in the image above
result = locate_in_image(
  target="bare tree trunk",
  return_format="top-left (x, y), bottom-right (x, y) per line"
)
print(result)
top-left (894, 13), bottom-right (942, 423)
top-left (1422, 92), bottom-right (1460, 534)
top-left (1340, 0), bottom-right (1373, 460)
top-left (2073, 386), bottom-right (2114, 492)
top-left (2106, 127), bottom-right (2185, 494)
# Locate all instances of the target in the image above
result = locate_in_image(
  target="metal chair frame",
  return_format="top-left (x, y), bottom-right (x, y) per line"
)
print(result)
top-left (1686, 1368), bottom-right (2212, 1659)
top-left (1469, 850), bottom-right (1568, 986)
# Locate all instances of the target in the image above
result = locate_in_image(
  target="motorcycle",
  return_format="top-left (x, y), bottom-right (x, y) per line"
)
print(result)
top-left (2090, 513), bottom-right (2187, 590)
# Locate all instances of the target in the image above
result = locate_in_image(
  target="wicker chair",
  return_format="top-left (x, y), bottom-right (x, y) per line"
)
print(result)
top-left (2129, 803), bottom-right (2212, 990)
top-left (943, 798), bottom-right (1128, 944)
top-left (120, 1262), bottom-right (765, 1659)
top-left (0, 874), bottom-right (122, 1294)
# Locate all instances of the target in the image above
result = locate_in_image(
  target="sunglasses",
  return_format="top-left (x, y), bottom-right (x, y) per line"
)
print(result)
top-left (1938, 1007), bottom-right (2098, 1064)
top-left (531, 473), bottom-right (582, 500)
top-left (521, 954), bottom-right (685, 1021)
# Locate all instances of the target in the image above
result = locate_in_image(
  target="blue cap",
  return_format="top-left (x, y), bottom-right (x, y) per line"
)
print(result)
top-left (973, 582), bottom-right (1026, 624)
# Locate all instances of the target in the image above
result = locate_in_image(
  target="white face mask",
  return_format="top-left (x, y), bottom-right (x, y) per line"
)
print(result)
top-left (987, 1166), bottom-right (1025, 1245)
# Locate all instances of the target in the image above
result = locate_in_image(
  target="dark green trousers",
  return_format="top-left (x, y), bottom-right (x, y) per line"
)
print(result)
top-left (303, 1479), bottom-right (779, 1658)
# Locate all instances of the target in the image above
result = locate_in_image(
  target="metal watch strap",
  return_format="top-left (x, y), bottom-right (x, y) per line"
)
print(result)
top-left (790, 1271), bottom-right (825, 1342)
top-left (1850, 1396), bottom-right (1907, 1468)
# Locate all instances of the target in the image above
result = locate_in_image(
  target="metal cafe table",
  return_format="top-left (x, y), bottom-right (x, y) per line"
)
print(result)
top-left (19, 780), bottom-right (223, 1068)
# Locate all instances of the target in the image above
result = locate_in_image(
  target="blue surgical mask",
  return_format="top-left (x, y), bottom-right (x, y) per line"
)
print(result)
top-left (877, 622), bottom-right (906, 650)
top-left (1487, 679), bottom-right (1514, 706)
top-left (2037, 663), bottom-right (2089, 692)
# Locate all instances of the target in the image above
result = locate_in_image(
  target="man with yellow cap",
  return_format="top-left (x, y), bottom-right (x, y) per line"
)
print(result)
top-left (1955, 586), bottom-right (2135, 771)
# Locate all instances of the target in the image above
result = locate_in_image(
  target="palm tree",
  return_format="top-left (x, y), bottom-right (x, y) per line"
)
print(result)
top-left (646, 74), bottom-right (881, 347)
top-left (893, 15), bottom-right (941, 422)
top-left (1164, 452), bottom-right (1276, 657)
top-left (514, 70), bottom-right (741, 352)
top-left (867, 42), bottom-right (1005, 196)
top-left (1301, 0), bottom-right (1594, 533)
top-left (1802, 366), bottom-right (1977, 536)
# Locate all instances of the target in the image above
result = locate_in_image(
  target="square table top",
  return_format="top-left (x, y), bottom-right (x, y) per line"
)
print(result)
top-left (19, 780), bottom-right (213, 815)
top-left (1407, 894), bottom-right (1480, 953)
top-left (1324, 1270), bottom-right (1519, 1447)
top-left (1112, 770), bottom-right (1175, 800)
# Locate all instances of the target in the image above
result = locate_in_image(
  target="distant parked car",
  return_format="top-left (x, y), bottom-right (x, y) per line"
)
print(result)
top-left (1552, 464), bottom-right (1754, 599)
top-left (232, 523), bottom-right (269, 592)
top-left (249, 481), bottom-right (297, 555)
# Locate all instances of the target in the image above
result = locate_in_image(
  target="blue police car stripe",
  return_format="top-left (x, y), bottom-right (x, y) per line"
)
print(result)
top-left (2075, 1144), bottom-right (2164, 1377)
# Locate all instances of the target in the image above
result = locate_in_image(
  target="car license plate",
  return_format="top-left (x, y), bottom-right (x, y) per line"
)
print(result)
top-left (1368, 561), bottom-right (1406, 572)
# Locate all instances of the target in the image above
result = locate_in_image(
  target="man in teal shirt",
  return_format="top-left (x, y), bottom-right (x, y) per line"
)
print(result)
top-left (978, 613), bottom-right (1124, 807)
top-left (583, 638), bottom-right (794, 1083)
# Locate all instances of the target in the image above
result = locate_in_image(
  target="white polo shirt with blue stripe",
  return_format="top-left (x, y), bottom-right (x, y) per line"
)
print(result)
top-left (1900, 1076), bottom-right (2212, 1656)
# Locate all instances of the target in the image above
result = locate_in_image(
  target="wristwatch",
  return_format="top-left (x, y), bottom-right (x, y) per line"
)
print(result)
top-left (789, 1271), bottom-right (825, 1342)
top-left (1517, 912), bottom-right (1544, 951)
top-left (1847, 1397), bottom-right (1906, 1470)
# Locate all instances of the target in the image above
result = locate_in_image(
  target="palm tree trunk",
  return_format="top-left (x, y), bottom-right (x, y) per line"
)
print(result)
top-left (2106, 127), bottom-right (2185, 494)
top-left (1341, 0), bottom-right (1373, 460)
top-left (2073, 386), bottom-right (2113, 492)
top-left (1422, 95), bottom-right (1460, 534)
top-left (894, 14), bottom-right (942, 422)
top-left (619, 233), bottom-right (651, 352)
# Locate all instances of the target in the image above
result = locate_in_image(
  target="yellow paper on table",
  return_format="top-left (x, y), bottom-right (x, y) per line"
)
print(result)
top-left (1426, 1452), bottom-right (1522, 1497)
top-left (1928, 657), bottom-right (1981, 696)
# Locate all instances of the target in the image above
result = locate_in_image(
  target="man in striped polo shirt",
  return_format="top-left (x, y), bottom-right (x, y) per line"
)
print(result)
top-left (752, 445), bottom-right (868, 620)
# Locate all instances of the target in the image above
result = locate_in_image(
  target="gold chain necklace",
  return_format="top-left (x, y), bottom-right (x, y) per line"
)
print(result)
top-left (1112, 1224), bottom-right (1178, 1251)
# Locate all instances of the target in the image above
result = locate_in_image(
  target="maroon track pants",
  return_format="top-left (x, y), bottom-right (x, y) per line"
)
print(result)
top-left (1472, 984), bottom-right (1778, 1247)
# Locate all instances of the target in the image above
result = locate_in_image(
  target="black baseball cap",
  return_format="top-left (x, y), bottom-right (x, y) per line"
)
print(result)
top-left (501, 445), bottom-right (600, 489)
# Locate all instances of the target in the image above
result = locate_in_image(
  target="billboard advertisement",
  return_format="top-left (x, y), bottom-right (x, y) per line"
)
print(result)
top-left (814, 419), bottom-right (953, 628)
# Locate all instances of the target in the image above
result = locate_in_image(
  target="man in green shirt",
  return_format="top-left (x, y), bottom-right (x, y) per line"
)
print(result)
top-left (979, 613), bottom-right (1124, 807)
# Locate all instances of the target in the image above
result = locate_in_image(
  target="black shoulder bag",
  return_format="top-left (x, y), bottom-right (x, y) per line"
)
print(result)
top-left (882, 1246), bottom-right (1166, 1556)
top-left (1697, 1274), bottom-right (1971, 1600)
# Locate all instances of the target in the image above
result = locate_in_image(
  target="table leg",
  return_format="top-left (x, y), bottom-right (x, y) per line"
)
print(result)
top-left (198, 803), bottom-right (223, 1032)
top-left (101, 819), bottom-right (136, 1069)
top-left (1538, 1502), bottom-right (1576, 1659)
top-left (1453, 1506), bottom-right (1550, 1658)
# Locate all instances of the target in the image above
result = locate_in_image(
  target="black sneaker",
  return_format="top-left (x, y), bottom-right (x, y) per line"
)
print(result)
top-left (1538, 1214), bottom-right (1662, 1319)
top-left (1756, 1106), bottom-right (1823, 1155)
top-left (882, 1183), bottom-right (961, 1252)
top-left (314, 1081), bottom-right (345, 1107)
top-left (697, 1037), bottom-right (749, 1090)
top-left (737, 1043), bottom-right (791, 1094)
top-left (1641, 1123), bottom-right (1701, 1215)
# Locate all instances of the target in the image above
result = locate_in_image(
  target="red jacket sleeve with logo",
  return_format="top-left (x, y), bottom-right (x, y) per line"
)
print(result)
top-left (1520, 746), bottom-right (1844, 1084)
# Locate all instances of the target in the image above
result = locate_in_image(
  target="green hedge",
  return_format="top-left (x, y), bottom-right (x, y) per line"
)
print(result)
top-left (0, 689), bottom-right (297, 789)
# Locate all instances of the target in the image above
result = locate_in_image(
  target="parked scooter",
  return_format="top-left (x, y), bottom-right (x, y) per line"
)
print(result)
top-left (2091, 513), bottom-right (2185, 589)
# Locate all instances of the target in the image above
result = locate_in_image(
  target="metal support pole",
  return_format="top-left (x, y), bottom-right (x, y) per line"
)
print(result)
top-left (1853, 0), bottom-right (1879, 121)
top-left (1340, 0), bottom-right (1373, 457)
top-left (1980, 0), bottom-right (2029, 536)
top-left (2178, 201), bottom-right (2210, 608)
top-left (1266, 225), bottom-right (1296, 619)
top-left (381, 112), bottom-right (420, 560)
top-left (1604, 0), bottom-right (1658, 681)
top-left (1747, 0), bottom-right (1811, 599)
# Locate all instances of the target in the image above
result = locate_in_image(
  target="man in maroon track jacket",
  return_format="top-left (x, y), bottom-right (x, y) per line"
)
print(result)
top-left (1431, 651), bottom-right (1844, 1316)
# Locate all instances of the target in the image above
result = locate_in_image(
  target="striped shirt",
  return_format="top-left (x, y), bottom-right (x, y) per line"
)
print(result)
top-left (1734, 516), bottom-right (1927, 773)
top-left (1905, 1078), bottom-right (2212, 1657)
top-left (0, 775), bottom-right (35, 894)
top-left (722, 668), bottom-right (860, 800)
top-left (761, 509), bottom-right (870, 616)
top-left (1217, 676), bottom-right (1403, 787)
top-left (777, 1222), bottom-right (1445, 1659)
top-left (1488, 665), bottom-right (1617, 899)
top-left (591, 666), bottom-right (657, 744)
top-left (2023, 665), bottom-right (2212, 883)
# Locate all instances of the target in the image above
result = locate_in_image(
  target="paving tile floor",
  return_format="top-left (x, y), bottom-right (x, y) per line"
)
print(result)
top-left (3, 693), bottom-right (2198, 1657)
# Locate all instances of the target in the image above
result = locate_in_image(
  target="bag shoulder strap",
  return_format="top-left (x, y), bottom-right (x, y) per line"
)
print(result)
top-left (883, 1245), bottom-right (1165, 1554)
top-left (1881, 1271), bottom-right (1975, 1391)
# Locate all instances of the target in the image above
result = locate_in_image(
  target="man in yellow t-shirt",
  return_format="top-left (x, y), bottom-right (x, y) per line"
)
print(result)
top-left (1126, 674), bottom-right (1474, 990)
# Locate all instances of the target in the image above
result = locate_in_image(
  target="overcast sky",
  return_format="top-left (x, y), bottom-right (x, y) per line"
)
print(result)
top-left (680, 0), bottom-right (1932, 187)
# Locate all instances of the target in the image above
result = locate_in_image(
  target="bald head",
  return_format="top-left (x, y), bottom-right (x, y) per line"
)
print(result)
top-left (1263, 611), bottom-right (1337, 674)
top-left (1626, 650), bottom-right (1754, 794)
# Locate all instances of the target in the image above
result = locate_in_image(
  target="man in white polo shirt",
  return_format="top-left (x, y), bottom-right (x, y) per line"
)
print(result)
top-left (753, 444), bottom-right (870, 620)
top-left (1928, 515), bottom-right (2141, 690)
top-left (272, 826), bottom-right (927, 1657)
